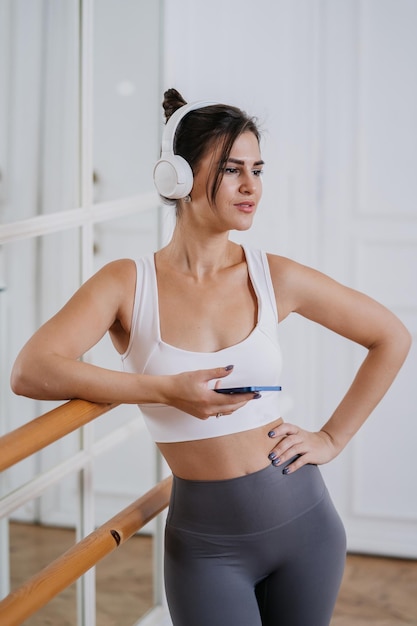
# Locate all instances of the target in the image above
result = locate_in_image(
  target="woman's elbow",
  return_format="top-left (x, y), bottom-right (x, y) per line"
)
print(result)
top-left (10, 355), bottom-right (43, 399)
top-left (401, 325), bottom-right (412, 358)
top-left (392, 320), bottom-right (412, 365)
top-left (10, 360), bottom-right (30, 397)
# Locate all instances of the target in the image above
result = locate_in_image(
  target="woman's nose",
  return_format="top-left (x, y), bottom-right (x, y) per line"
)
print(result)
top-left (240, 173), bottom-right (257, 193)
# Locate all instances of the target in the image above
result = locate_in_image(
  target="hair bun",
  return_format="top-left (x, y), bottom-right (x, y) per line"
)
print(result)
top-left (162, 88), bottom-right (188, 122)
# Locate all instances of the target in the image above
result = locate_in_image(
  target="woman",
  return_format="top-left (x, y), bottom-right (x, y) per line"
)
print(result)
top-left (11, 88), bottom-right (411, 625)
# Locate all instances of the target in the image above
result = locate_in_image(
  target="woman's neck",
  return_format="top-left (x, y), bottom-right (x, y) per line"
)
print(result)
top-left (158, 231), bottom-right (243, 279)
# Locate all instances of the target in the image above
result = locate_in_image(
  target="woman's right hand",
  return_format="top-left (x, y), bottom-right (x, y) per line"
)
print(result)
top-left (161, 366), bottom-right (258, 420)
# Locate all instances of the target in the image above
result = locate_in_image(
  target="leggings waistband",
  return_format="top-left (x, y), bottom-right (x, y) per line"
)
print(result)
top-left (167, 461), bottom-right (326, 535)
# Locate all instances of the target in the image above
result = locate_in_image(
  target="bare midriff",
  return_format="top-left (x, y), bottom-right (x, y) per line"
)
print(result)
top-left (157, 416), bottom-right (284, 481)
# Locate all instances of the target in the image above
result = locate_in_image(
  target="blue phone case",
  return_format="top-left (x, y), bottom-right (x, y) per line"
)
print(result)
top-left (215, 386), bottom-right (281, 394)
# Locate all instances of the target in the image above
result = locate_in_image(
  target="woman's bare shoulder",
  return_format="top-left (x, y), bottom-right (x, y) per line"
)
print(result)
top-left (265, 252), bottom-right (308, 290)
top-left (265, 252), bottom-right (349, 323)
top-left (265, 252), bottom-right (299, 274)
top-left (50, 258), bottom-right (139, 342)
top-left (80, 258), bottom-right (137, 300)
top-left (94, 257), bottom-right (137, 282)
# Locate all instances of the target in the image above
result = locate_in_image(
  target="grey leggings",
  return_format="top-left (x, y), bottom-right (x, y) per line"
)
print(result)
top-left (164, 460), bottom-right (346, 626)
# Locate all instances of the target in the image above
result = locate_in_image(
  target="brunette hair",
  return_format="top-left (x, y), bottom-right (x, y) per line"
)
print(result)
top-left (160, 88), bottom-right (261, 209)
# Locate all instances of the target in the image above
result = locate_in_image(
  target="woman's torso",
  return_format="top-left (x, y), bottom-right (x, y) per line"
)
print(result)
top-left (157, 416), bottom-right (284, 479)
top-left (117, 243), bottom-right (284, 480)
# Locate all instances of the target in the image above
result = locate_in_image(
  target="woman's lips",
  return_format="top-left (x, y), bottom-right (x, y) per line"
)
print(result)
top-left (235, 202), bottom-right (255, 213)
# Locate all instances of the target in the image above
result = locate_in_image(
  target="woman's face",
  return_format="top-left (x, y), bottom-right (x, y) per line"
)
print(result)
top-left (188, 131), bottom-right (264, 232)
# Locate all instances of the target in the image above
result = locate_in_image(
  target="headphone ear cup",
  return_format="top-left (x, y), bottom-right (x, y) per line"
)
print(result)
top-left (153, 153), bottom-right (194, 199)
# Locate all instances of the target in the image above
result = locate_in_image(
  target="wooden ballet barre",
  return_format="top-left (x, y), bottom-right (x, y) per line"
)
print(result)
top-left (0, 475), bottom-right (173, 625)
top-left (0, 399), bottom-right (119, 472)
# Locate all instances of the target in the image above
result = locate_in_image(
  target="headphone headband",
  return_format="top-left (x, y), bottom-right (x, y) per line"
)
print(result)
top-left (160, 100), bottom-right (219, 154)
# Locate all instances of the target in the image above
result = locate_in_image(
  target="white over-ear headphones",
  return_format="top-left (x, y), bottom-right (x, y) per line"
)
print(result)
top-left (153, 100), bottom-right (218, 200)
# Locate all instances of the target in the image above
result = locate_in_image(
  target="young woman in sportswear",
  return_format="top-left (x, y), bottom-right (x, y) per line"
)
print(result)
top-left (11, 88), bottom-right (411, 625)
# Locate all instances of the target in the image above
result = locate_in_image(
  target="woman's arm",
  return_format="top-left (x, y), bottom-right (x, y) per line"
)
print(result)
top-left (11, 259), bottom-right (137, 402)
top-left (266, 255), bottom-right (411, 472)
top-left (10, 259), bottom-right (252, 418)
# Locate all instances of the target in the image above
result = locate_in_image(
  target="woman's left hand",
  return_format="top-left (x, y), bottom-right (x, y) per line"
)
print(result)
top-left (267, 422), bottom-right (340, 474)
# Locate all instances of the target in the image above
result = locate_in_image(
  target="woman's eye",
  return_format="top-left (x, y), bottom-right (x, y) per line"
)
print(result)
top-left (223, 166), bottom-right (264, 176)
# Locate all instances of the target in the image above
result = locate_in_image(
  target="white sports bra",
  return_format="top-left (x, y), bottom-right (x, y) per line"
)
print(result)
top-left (121, 246), bottom-right (282, 443)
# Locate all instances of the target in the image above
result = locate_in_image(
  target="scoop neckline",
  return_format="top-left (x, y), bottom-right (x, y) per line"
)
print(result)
top-left (151, 245), bottom-right (261, 355)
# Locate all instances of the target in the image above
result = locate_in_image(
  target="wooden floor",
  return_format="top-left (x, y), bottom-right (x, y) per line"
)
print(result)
top-left (7, 522), bottom-right (417, 625)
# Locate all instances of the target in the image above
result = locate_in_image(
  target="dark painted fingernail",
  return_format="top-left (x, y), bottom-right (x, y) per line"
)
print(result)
top-left (268, 430), bottom-right (276, 438)
top-left (225, 364), bottom-right (234, 371)
top-left (272, 458), bottom-right (281, 467)
top-left (282, 467), bottom-right (290, 475)
top-left (268, 452), bottom-right (277, 460)
top-left (253, 392), bottom-right (262, 399)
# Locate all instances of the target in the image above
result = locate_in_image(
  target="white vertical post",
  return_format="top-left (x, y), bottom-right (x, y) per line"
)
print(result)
top-left (153, 453), bottom-right (166, 608)
top-left (0, 250), bottom-right (10, 599)
top-left (153, 1), bottom-right (170, 617)
top-left (77, 0), bottom-right (96, 624)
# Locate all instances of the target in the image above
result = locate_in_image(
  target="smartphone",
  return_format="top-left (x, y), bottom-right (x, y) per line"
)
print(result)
top-left (215, 386), bottom-right (282, 394)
